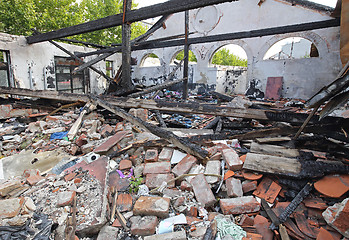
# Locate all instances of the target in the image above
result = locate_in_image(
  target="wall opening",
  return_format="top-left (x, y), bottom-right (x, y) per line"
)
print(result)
top-left (140, 53), bottom-right (161, 67)
top-left (171, 50), bottom-right (197, 65)
top-left (106, 60), bottom-right (113, 78)
top-left (210, 44), bottom-right (247, 67)
top-left (0, 50), bottom-right (11, 87)
top-left (54, 57), bottom-right (89, 93)
top-left (263, 37), bottom-right (319, 60)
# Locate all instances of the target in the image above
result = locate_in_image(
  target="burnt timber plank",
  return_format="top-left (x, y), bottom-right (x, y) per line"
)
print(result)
top-left (26, 0), bottom-right (236, 44)
top-left (121, 0), bottom-right (133, 91)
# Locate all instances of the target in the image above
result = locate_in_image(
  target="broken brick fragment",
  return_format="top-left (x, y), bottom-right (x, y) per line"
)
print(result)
top-left (133, 196), bottom-right (170, 218)
top-left (75, 134), bottom-right (88, 147)
top-left (119, 159), bottom-right (132, 170)
top-left (144, 149), bottom-right (159, 163)
top-left (220, 196), bottom-right (260, 215)
top-left (23, 169), bottom-right (45, 186)
top-left (172, 154), bottom-right (197, 177)
top-left (253, 215), bottom-right (273, 240)
top-left (145, 173), bottom-right (175, 189)
top-left (130, 215), bottom-right (158, 236)
top-left (222, 148), bottom-right (243, 170)
top-left (57, 191), bottom-right (76, 207)
top-left (242, 180), bottom-right (258, 194)
top-left (94, 131), bottom-right (129, 154)
top-left (116, 193), bottom-right (133, 212)
top-left (99, 124), bottom-right (114, 138)
top-left (314, 175), bottom-right (349, 198)
top-left (239, 214), bottom-right (254, 226)
top-left (226, 177), bottom-right (243, 197)
top-left (0, 197), bottom-right (25, 218)
top-left (143, 162), bottom-right (171, 175)
top-left (64, 172), bottom-right (77, 182)
top-left (190, 173), bottom-right (216, 207)
top-left (322, 197), bottom-right (349, 238)
top-left (158, 147), bottom-right (174, 162)
top-left (180, 180), bottom-right (193, 191)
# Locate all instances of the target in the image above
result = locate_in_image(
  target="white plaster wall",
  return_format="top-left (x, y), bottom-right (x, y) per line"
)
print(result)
top-left (131, 0), bottom-right (341, 99)
top-left (0, 32), bottom-right (121, 94)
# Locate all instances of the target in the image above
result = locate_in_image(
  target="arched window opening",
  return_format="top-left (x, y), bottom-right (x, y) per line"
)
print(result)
top-left (140, 53), bottom-right (161, 67)
top-left (171, 50), bottom-right (197, 65)
top-left (211, 44), bottom-right (247, 67)
top-left (263, 37), bottom-right (319, 60)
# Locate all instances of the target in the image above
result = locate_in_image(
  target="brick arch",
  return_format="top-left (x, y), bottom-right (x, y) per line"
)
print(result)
top-left (139, 52), bottom-right (163, 67)
top-left (258, 31), bottom-right (329, 61)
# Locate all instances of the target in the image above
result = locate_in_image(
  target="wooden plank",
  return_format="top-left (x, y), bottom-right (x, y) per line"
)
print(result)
top-left (243, 153), bottom-right (302, 176)
top-left (255, 137), bottom-right (292, 143)
top-left (121, 0), bottom-right (133, 91)
top-left (26, 0), bottom-right (235, 44)
top-left (250, 142), bottom-right (299, 158)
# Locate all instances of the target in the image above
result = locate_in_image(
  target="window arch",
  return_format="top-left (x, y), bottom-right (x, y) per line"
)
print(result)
top-left (170, 50), bottom-right (197, 65)
top-left (210, 44), bottom-right (247, 67)
top-left (263, 37), bottom-right (319, 60)
top-left (139, 53), bottom-right (161, 67)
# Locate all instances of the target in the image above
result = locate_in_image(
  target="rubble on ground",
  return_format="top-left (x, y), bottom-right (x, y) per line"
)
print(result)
top-left (0, 92), bottom-right (348, 240)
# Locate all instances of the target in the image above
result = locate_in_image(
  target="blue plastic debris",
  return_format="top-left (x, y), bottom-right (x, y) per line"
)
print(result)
top-left (50, 131), bottom-right (68, 140)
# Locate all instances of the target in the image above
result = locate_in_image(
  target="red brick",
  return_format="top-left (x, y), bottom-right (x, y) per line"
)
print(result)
top-left (0, 197), bottom-right (24, 218)
top-left (210, 152), bottom-right (222, 160)
top-left (242, 181), bottom-right (258, 194)
top-left (146, 173), bottom-right (175, 189)
top-left (190, 173), bottom-right (216, 207)
top-left (219, 196), bottom-right (260, 215)
top-left (188, 206), bottom-right (198, 217)
top-left (100, 124), bottom-right (114, 138)
top-left (144, 149), bottom-right (158, 163)
top-left (109, 170), bottom-right (130, 192)
top-left (226, 177), bottom-right (243, 197)
top-left (322, 197), bottom-right (349, 238)
top-left (75, 134), bottom-right (88, 147)
top-left (94, 131), bottom-right (129, 153)
top-left (74, 178), bottom-right (82, 184)
top-left (143, 162), bottom-right (171, 175)
top-left (158, 147), bottom-right (174, 162)
top-left (23, 169), bottom-right (45, 186)
top-left (172, 154), bottom-right (197, 177)
top-left (115, 122), bottom-right (124, 132)
top-left (186, 216), bottom-right (203, 225)
top-left (130, 216), bottom-right (157, 236)
top-left (116, 193), bottom-right (133, 212)
top-left (57, 191), bottom-right (76, 207)
top-left (204, 160), bottom-right (220, 184)
top-left (133, 196), bottom-right (170, 218)
top-left (180, 180), bottom-right (193, 191)
top-left (119, 159), bottom-right (133, 170)
top-left (254, 215), bottom-right (273, 240)
top-left (222, 148), bottom-right (243, 170)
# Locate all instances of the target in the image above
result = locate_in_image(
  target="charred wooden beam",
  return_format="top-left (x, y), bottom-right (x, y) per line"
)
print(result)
top-left (154, 110), bottom-right (167, 128)
top-left (89, 95), bottom-right (209, 160)
top-left (26, 0), bottom-right (236, 44)
top-left (121, 0), bottom-right (133, 91)
top-left (1, 87), bottom-right (348, 126)
top-left (183, 10), bottom-right (190, 100)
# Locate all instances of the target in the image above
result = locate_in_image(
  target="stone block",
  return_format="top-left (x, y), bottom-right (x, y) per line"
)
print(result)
top-left (204, 160), bottom-right (221, 184)
top-left (130, 215), bottom-right (158, 236)
top-left (143, 162), bottom-right (171, 175)
top-left (145, 149), bottom-right (159, 163)
top-left (323, 197), bottom-right (349, 238)
top-left (222, 148), bottom-right (243, 171)
top-left (190, 173), bottom-right (216, 207)
top-left (172, 154), bottom-right (197, 177)
top-left (220, 196), bottom-right (260, 215)
top-left (133, 196), bottom-right (170, 218)
top-left (146, 173), bottom-right (175, 189)
top-left (144, 230), bottom-right (187, 240)
top-left (158, 147), bottom-right (174, 162)
top-left (226, 177), bottom-right (243, 197)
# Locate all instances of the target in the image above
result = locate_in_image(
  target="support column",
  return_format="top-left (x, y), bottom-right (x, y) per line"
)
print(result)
top-left (183, 10), bottom-right (189, 100)
top-left (121, 0), bottom-right (133, 90)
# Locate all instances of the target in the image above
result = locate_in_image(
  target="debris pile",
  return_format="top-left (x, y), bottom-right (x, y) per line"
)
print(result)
top-left (0, 91), bottom-right (348, 240)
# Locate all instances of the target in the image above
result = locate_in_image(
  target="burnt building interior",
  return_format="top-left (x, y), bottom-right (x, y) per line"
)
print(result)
top-left (0, 0), bottom-right (349, 239)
